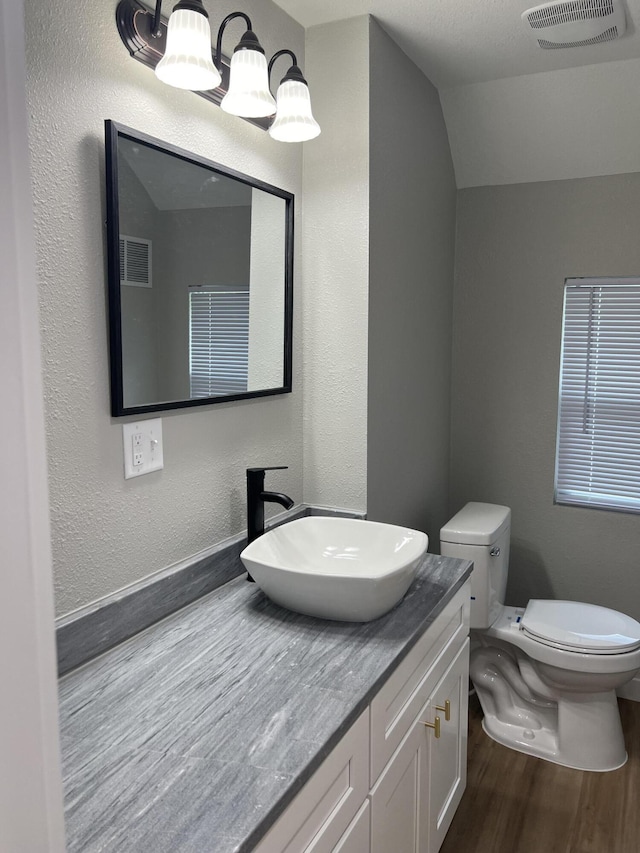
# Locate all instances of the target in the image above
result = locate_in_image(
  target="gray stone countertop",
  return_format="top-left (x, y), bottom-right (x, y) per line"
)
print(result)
top-left (59, 554), bottom-right (472, 853)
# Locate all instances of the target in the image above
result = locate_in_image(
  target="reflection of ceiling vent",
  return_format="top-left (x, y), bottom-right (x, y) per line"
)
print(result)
top-left (120, 235), bottom-right (152, 288)
top-left (522, 0), bottom-right (626, 49)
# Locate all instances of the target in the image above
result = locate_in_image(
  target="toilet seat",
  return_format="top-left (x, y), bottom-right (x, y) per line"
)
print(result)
top-left (521, 600), bottom-right (640, 655)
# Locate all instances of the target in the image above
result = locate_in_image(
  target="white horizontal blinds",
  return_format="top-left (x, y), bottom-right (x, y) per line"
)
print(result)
top-left (189, 289), bottom-right (250, 398)
top-left (556, 278), bottom-right (640, 511)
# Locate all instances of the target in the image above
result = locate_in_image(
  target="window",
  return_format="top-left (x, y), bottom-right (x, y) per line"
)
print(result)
top-left (189, 288), bottom-right (250, 398)
top-left (555, 277), bottom-right (640, 512)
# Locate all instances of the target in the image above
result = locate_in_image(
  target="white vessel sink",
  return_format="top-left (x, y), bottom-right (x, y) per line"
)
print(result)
top-left (240, 516), bottom-right (428, 622)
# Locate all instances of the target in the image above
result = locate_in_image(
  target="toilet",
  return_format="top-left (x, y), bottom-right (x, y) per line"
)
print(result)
top-left (440, 502), bottom-right (640, 771)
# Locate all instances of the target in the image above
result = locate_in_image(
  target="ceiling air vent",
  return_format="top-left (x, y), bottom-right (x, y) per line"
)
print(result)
top-left (522, 0), bottom-right (626, 49)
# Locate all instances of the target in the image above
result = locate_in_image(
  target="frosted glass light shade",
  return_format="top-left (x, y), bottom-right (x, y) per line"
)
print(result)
top-left (221, 49), bottom-right (276, 118)
top-left (269, 80), bottom-right (321, 142)
top-left (155, 8), bottom-right (221, 91)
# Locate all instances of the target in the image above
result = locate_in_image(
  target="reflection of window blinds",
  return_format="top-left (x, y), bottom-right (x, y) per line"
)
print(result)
top-left (120, 235), bottom-right (152, 287)
top-left (189, 289), bottom-right (250, 397)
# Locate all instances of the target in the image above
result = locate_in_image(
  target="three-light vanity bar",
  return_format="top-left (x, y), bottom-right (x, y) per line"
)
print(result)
top-left (116, 0), bottom-right (320, 142)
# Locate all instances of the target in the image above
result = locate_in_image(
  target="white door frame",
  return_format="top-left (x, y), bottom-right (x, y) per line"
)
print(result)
top-left (0, 0), bottom-right (66, 849)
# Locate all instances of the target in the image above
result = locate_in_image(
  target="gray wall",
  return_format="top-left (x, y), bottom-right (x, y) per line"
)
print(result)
top-left (154, 206), bottom-right (251, 401)
top-left (452, 173), bottom-right (640, 620)
top-left (367, 20), bottom-right (457, 542)
top-left (119, 192), bottom-right (251, 407)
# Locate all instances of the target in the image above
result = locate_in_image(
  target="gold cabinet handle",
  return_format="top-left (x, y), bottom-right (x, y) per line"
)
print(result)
top-left (422, 716), bottom-right (441, 738)
top-left (436, 699), bottom-right (451, 721)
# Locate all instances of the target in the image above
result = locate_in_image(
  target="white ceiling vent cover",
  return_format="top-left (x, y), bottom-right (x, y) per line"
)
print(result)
top-left (522, 0), bottom-right (626, 49)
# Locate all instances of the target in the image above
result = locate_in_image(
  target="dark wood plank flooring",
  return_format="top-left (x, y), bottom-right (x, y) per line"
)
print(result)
top-left (440, 696), bottom-right (640, 853)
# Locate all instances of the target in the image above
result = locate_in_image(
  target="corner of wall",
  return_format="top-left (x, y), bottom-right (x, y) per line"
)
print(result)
top-left (301, 16), bottom-right (371, 513)
top-left (365, 22), bottom-right (456, 540)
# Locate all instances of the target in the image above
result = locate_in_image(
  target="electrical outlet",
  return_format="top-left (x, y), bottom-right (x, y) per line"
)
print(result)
top-left (123, 419), bottom-right (164, 479)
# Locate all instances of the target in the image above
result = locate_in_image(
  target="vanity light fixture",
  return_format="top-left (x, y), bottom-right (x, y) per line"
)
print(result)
top-left (155, 0), bottom-right (221, 91)
top-left (268, 50), bottom-right (320, 143)
top-left (217, 14), bottom-right (276, 118)
top-left (116, 0), bottom-right (320, 140)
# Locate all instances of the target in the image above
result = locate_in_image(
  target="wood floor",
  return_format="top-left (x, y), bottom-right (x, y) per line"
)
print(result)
top-left (440, 696), bottom-right (640, 853)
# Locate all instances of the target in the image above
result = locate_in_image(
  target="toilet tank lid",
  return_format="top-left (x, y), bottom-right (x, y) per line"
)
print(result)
top-left (440, 502), bottom-right (511, 546)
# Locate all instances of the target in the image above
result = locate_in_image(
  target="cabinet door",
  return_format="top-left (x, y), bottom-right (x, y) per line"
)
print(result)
top-left (252, 710), bottom-right (369, 853)
top-left (427, 638), bottom-right (469, 853)
top-left (369, 717), bottom-right (430, 853)
top-left (370, 583), bottom-right (470, 785)
top-left (333, 801), bottom-right (370, 853)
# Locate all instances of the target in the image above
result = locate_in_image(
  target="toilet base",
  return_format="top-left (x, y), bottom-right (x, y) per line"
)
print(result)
top-left (480, 708), bottom-right (628, 772)
top-left (472, 641), bottom-right (629, 771)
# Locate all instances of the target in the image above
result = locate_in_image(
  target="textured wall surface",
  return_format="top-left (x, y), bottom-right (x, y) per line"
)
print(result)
top-left (441, 57), bottom-right (640, 188)
top-left (301, 17), bottom-right (370, 511)
top-left (451, 173), bottom-right (640, 621)
top-left (0, 0), bottom-right (66, 843)
top-left (25, 0), bottom-right (304, 616)
top-left (367, 20), bottom-right (456, 542)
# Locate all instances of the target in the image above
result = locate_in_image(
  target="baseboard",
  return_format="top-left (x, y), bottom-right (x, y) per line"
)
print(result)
top-left (617, 675), bottom-right (640, 702)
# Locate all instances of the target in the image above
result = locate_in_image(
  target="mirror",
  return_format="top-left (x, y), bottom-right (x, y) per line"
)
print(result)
top-left (105, 120), bottom-right (293, 417)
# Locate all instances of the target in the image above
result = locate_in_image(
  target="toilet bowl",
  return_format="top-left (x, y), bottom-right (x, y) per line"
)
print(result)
top-left (441, 502), bottom-right (640, 771)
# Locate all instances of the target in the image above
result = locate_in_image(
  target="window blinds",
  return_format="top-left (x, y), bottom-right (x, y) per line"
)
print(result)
top-left (189, 289), bottom-right (250, 398)
top-left (555, 278), bottom-right (640, 512)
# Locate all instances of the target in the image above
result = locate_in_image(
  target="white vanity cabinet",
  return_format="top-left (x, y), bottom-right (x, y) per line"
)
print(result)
top-left (369, 582), bottom-right (469, 853)
top-left (426, 640), bottom-right (469, 852)
top-left (370, 638), bottom-right (469, 853)
top-left (333, 802), bottom-right (371, 853)
top-left (253, 582), bottom-right (470, 853)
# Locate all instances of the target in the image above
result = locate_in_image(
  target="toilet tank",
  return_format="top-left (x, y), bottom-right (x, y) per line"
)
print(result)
top-left (440, 502), bottom-right (511, 629)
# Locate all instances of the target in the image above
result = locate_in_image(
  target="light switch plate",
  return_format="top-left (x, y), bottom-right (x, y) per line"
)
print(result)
top-left (122, 419), bottom-right (163, 479)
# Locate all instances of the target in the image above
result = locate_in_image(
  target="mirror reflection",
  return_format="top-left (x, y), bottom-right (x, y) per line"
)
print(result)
top-left (105, 121), bottom-right (293, 416)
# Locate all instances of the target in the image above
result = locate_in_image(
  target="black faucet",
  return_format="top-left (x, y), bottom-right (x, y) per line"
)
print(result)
top-left (246, 467), bottom-right (295, 582)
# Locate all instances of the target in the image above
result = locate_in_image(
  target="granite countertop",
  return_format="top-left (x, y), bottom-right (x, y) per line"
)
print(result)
top-left (59, 554), bottom-right (472, 853)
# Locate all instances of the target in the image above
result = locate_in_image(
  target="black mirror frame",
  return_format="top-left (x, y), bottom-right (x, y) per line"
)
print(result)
top-left (105, 119), bottom-right (294, 417)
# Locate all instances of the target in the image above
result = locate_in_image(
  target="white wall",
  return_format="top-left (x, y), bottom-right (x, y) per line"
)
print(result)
top-left (301, 14), bottom-right (457, 534)
top-left (25, 0), bottom-right (304, 617)
top-left (302, 17), bottom-right (370, 511)
top-left (441, 57), bottom-right (640, 188)
top-left (248, 189), bottom-right (287, 390)
top-left (0, 0), bottom-right (65, 845)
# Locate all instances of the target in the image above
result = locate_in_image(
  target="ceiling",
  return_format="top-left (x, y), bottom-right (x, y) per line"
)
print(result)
top-left (271, 0), bottom-right (640, 88)
top-left (119, 138), bottom-right (252, 210)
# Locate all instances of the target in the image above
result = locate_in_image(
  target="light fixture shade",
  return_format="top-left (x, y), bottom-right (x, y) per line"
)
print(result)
top-left (269, 79), bottom-right (321, 142)
top-left (155, 6), bottom-right (221, 92)
top-left (221, 48), bottom-right (276, 118)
